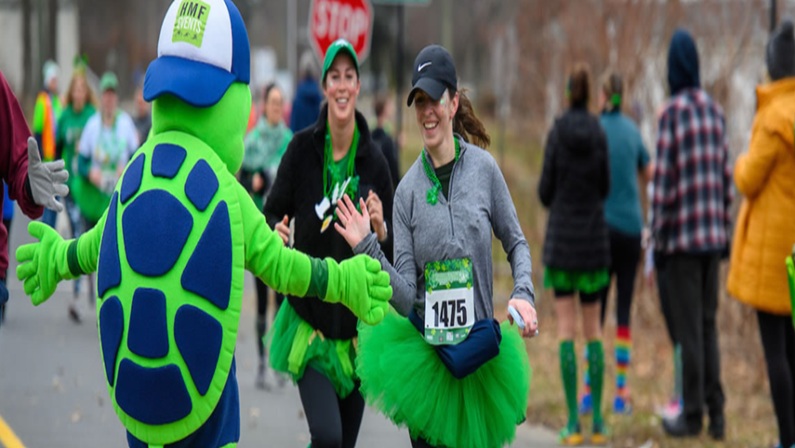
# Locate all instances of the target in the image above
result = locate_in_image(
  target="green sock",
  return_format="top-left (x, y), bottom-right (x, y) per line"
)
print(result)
top-left (587, 339), bottom-right (605, 426)
top-left (560, 340), bottom-right (578, 429)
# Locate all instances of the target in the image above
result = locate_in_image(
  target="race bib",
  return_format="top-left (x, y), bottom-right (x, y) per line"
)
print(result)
top-left (424, 258), bottom-right (475, 345)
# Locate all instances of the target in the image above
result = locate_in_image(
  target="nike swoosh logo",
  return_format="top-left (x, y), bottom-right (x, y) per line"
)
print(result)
top-left (418, 62), bottom-right (432, 72)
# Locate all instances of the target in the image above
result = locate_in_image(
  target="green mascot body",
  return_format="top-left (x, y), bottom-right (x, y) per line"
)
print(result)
top-left (98, 130), bottom-right (246, 445)
top-left (15, 1), bottom-right (392, 446)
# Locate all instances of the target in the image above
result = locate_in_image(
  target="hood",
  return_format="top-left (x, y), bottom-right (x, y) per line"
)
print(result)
top-left (756, 77), bottom-right (795, 113)
top-left (558, 108), bottom-right (597, 154)
top-left (667, 29), bottom-right (700, 96)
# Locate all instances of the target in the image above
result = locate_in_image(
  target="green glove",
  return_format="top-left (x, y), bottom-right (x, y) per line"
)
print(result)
top-left (16, 221), bottom-right (81, 305)
top-left (324, 255), bottom-right (392, 325)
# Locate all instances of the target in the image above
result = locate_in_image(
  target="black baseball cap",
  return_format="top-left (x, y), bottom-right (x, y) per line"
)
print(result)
top-left (407, 45), bottom-right (458, 106)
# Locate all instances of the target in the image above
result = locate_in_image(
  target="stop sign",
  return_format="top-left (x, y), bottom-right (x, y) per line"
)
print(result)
top-left (309, 0), bottom-right (373, 64)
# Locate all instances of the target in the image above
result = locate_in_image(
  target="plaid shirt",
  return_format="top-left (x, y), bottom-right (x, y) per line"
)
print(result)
top-left (652, 88), bottom-right (733, 254)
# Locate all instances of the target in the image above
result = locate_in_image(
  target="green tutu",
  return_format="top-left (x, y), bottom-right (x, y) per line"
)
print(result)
top-left (356, 311), bottom-right (531, 448)
top-left (266, 302), bottom-right (357, 398)
top-left (544, 267), bottom-right (609, 294)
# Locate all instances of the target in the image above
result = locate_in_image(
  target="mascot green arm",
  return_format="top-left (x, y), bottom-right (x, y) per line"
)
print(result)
top-left (15, 211), bottom-right (104, 305)
top-left (237, 186), bottom-right (391, 325)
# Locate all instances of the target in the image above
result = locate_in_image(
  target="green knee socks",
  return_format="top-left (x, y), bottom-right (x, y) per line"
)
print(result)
top-left (560, 340), bottom-right (578, 429)
top-left (586, 340), bottom-right (605, 426)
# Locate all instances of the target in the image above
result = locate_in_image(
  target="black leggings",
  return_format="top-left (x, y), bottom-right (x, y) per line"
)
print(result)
top-left (255, 277), bottom-right (284, 360)
top-left (600, 228), bottom-right (641, 327)
top-left (757, 310), bottom-right (795, 447)
top-left (411, 437), bottom-right (437, 447)
top-left (553, 289), bottom-right (602, 304)
top-left (298, 367), bottom-right (365, 448)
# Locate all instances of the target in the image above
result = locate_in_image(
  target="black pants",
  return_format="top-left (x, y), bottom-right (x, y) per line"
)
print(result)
top-left (600, 228), bottom-right (641, 327)
top-left (654, 255), bottom-right (677, 346)
top-left (255, 277), bottom-right (284, 360)
top-left (663, 253), bottom-right (724, 429)
top-left (298, 367), bottom-right (365, 448)
top-left (758, 310), bottom-right (795, 447)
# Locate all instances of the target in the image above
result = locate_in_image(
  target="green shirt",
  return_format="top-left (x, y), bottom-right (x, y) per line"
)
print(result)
top-left (330, 150), bottom-right (353, 186)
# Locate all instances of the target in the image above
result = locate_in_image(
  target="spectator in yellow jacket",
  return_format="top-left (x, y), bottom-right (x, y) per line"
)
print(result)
top-left (727, 19), bottom-right (795, 448)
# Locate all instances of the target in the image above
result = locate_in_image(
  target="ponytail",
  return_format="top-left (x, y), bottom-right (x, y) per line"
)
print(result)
top-left (452, 89), bottom-right (490, 148)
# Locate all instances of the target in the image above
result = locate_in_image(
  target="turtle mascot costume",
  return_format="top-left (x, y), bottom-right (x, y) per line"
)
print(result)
top-left (15, 1), bottom-right (392, 446)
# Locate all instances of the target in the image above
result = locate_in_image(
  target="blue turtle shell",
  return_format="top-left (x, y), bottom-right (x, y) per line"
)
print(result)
top-left (95, 131), bottom-right (245, 445)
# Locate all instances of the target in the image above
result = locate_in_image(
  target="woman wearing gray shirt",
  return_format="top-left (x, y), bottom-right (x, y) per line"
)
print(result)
top-left (335, 44), bottom-right (538, 448)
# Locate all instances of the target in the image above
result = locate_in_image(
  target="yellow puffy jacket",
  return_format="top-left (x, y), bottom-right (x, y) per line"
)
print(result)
top-left (727, 78), bottom-right (795, 315)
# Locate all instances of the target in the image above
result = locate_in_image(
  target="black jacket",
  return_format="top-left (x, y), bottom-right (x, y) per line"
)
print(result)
top-left (538, 107), bottom-right (610, 271)
top-left (264, 105), bottom-right (394, 339)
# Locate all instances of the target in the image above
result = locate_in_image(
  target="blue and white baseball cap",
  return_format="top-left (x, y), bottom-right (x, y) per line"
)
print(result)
top-left (144, 0), bottom-right (250, 107)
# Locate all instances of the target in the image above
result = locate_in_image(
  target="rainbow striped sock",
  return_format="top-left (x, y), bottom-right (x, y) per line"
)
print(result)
top-left (616, 326), bottom-right (631, 397)
top-left (583, 345), bottom-right (591, 396)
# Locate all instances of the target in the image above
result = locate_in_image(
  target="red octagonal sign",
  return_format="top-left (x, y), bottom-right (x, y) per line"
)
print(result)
top-left (309, 0), bottom-right (373, 64)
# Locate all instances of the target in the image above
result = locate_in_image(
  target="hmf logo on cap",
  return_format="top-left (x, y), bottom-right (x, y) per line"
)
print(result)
top-left (173, 0), bottom-right (211, 47)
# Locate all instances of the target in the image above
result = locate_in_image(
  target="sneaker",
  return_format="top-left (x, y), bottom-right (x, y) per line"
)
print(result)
top-left (662, 414), bottom-right (701, 437)
top-left (657, 398), bottom-right (682, 420)
top-left (578, 393), bottom-right (592, 415)
top-left (613, 395), bottom-right (632, 414)
top-left (559, 423), bottom-right (584, 446)
top-left (591, 420), bottom-right (609, 445)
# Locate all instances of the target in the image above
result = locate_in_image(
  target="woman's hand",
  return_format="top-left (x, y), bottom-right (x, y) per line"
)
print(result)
top-left (275, 215), bottom-right (290, 245)
top-left (334, 194), bottom-right (372, 249)
top-left (366, 190), bottom-right (387, 242)
top-left (507, 298), bottom-right (539, 338)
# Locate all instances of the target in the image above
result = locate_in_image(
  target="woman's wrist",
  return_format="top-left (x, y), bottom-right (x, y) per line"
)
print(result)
top-left (376, 221), bottom-right (388, 242)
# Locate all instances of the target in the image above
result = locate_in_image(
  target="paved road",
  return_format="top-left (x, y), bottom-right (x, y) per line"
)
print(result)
top-left (0, 211), bottom-right (569, 447)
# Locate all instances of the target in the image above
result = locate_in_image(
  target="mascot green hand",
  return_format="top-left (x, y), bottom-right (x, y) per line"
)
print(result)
top-left (16, 221), bottom-right (82, 305)
top-left (323, 255), bottom-right (391, 325)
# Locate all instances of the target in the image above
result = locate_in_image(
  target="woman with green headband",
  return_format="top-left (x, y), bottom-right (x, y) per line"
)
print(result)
top-left (539, 62), bottom-right (611, 445)
top-left (264, 38), bottom-right (394, 448)
top-left (578, 72), bottom-right (652, 418)
top-left (334, 44), bottom-right (538, 448)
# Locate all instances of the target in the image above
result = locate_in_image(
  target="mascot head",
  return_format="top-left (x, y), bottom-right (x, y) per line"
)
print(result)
top-left (144, 0), bottom-right (251, 174)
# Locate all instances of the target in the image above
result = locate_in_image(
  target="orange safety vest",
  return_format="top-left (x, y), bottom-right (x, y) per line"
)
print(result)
top-left (35, 92), bottom-right (57, 161)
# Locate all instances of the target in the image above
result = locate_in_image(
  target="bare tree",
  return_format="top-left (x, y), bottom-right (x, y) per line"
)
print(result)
top-left (22, 0), bottom-right (33, 99)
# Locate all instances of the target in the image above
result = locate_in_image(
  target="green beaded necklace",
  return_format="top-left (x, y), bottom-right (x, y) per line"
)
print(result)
top-left (323, 123), bottom-right (359, 200)
top-left (421, 139), bottom-right (460, 205)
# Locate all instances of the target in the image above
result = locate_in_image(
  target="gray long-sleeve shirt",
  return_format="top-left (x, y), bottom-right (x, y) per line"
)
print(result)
top-left (354, 138), bottom-right (535, 320)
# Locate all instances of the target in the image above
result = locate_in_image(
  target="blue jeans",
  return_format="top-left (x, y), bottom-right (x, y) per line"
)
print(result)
top-left (0, 278), bottom-right (8, 328)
